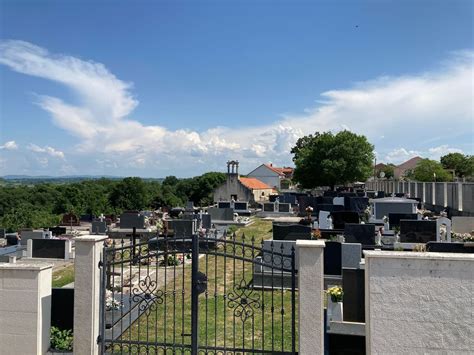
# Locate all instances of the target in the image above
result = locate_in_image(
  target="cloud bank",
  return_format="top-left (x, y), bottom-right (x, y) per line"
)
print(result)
top-left (0, 40), bottom-right (472, 176)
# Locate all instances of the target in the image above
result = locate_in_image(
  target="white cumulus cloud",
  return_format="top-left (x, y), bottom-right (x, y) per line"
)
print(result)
top-left (0, 141), bottom-right (18, 150)
top-left (1, 40), bottom-right (473, 175)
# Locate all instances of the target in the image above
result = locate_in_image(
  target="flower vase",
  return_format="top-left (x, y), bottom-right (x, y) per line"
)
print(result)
top-left (328, 299), bottom-right (343, 322)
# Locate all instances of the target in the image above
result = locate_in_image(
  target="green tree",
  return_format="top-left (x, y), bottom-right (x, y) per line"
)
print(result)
top-left (291, 130), bottom-right (375, 189)
top-left (410, 159), bottom-right (452, 182)
top-left (109, 177), bottom-right (148, 212)
top-left (440, 153), bottom-right (474, 178)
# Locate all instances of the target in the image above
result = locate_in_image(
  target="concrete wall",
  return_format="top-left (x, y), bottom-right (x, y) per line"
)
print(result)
top-left (367, 180), bottom-right (474, 215)
top-left (247, 164), bottom-right (281, 189)
top-left (0, 263), bottom-right (52, 354)
top-left (213, 175), bottom-right (254, 202)
top-left (365, 251), bottom-right (474, 354)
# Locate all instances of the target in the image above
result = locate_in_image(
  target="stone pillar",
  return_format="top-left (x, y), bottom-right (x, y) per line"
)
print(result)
top-left (73, 235), bottom-right (107, 355)
top-left (443, 182), bottom-right (448, 208)
top-left (0, 262), bottom-right (53, 354)
top-left (27, 238), bottom-right (33, 258)
top-left (422, 182), bottom-right (426, 203)
top-left (296, 240), bottom-right (325, 355)
top-left (432, 183), bottom-right (436, 205)
top-left (458, 182), bottom-right (463, 211)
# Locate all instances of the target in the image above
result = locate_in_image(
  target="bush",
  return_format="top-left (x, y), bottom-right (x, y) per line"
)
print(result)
top-left (50, 326), bottom-right (73, 351)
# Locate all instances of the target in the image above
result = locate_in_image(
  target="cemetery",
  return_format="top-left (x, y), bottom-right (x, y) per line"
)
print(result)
top-left (0, 181), bottom-right (473, 354)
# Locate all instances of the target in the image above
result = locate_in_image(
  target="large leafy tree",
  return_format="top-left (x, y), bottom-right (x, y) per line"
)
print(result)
top-left (440, 153), bottom-right (474, 178)
top-left (408, 159), bottom-right (452, 182)
top-left (291, 130), bottom-right (374, 189)
top-left (109, 177), bottom-right (149, 212)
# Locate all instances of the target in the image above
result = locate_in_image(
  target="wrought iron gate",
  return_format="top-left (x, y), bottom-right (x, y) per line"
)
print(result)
top-left (98, 233), bottom-right (298, 354)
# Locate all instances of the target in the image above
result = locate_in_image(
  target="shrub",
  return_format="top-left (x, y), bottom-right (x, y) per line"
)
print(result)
top-left (50, 326), bottom-right (73, 351)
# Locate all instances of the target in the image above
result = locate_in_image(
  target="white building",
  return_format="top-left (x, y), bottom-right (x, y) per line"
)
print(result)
top-left (247, 163), bottom-right (294, 190)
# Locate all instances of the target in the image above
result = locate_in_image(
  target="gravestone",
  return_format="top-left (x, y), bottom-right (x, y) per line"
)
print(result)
top-left (0, 228), bottom-right (5, 238)
top-left (319, 211), bottom-right (331, 229)
top-left (91, 221), bottom-right (107, 234)
top-left (263, 203), bottom-right (276, 212)
top-left (168, 219), bottom-right (197, 236)
top-left (278, 203), bottom-right (291, 213)
top-left (452, 217), bottom-right (474, 234)
top-left (372, 198), bottom-right (417, 219)
top-left (208, 207), bottom-right (234, 221)
top-left (51, 288), bottom-right (74, 330)
top-left (377, 191), bottom-right (385, 198)
top-left (201, 214), bottom-right (212, 229)
top-left (366, 191), bottom-right (376, 199)
top-left (344, 224), bottom-right (376, 245)
top-left (234, 202), bottom-right (248, 211)
top-left (261, 240), bottom-right (297, 271)
top-left (317, 204), bottom-right (344, 214)
top-left (323, 191), bottom-right (338, 197)
top-left (6, 234), bottom-right (19, 246)
top-left (341, 243), bottom-right (362, 269)
top-left (328, 334), bottom-right (366, 355)
top-left (400, 220), bottom-right (437, 243)
top-left (120, 212), bottom-right (145, 229)
top-left (272, 224), bottom-right (311, 241)
top-left (62, 213), bottom-right (79, 226)
top-left (436, 217), bottom-right (452, 242)
top-left (426, 242), bottom-right (474, 253)
top-left (347, 197), bottom-right (369, 213)
top-left (319, 229), bottom-right (343, 240)
top-left (331, 211), bottom-right (359, 230)
top-left (31, 239), bottom-right (66, 259)
top-left (342, 268), bottom-right (365, 322)
top-left (324, 241), bottom-right (342, 276)
top-left (218, 201), bottom-right (231, 209)
top-left (388, 213), bottom-right (418, 229)
top-left (49, 226), bottom-right (67, 237)
top-left (20, 230), bottom-right (50, 246)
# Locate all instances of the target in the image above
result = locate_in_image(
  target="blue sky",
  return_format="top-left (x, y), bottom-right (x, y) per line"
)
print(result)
top-left (0, 0), bottom-right (473, 177)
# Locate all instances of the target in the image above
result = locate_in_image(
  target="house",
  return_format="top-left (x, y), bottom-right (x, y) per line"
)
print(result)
top-left (213, 161), bottom-right (274, 203)
top-left (394, 156), bottom-right (423, 179)
top-left (247, 163), bottom-right (294, 190)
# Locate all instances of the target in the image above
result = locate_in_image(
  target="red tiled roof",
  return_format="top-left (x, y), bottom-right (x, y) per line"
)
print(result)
top-left (397, 156), bottom-right (423, 170)
top-left (264, 164), bottom-right (294, 176)
top-left (239, 177), bottom-right (272, 190)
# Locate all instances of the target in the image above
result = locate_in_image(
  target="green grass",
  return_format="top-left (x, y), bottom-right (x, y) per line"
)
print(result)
top-left (112, 218), bottom-right (298, 353)
top-left (52, 264), bottom-right (75, 288)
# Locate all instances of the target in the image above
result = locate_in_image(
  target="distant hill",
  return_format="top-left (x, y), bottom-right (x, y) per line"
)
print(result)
top-left (1, 175), bottom-right (164, 185)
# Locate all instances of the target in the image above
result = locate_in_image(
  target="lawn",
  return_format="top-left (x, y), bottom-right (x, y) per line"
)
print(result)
top-left (109, 218), bottom-right (298, 353)
top-left (52, 263), bottom-right (75, 288)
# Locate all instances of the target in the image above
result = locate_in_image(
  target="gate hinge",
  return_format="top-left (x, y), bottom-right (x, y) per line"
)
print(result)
top-left (97, 335), bottom-right (102, 344)
top-left (98, 261), bottom-right (104, 268)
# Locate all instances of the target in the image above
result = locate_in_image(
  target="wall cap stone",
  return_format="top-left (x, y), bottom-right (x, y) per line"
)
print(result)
top-left (364, 250), bottom-right (474, 261)
top-left (0, 262), bottom-right (53, 271)
top-left (295, 240), bottom-right (325, 248)
top-left (74, 235), bottom-right (108, 242)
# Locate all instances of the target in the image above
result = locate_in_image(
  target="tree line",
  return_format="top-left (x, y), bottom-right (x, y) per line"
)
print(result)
top-left (0, 172), bottom-right (226, 232)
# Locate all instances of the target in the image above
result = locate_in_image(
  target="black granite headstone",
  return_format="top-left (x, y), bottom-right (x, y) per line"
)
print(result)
top-left (91, 221), bottom-right (107, 234)
top-left (234, 202), bottom-right (248, 210)
top-left (49, 226), bottom-right (67, 236)
top-left (51, 288), bottom-right (74, 330)
top-left (400, 220), bottom-right (437, 243)
top-left (323, 191), bottom-right (338, 197)
top-left (32, 239), bottom-right (66, 259)
top-left (331, 211), bottom-right (359, 229)
top-left (377, 191), bottom-right (385, 198)
top-left (120, 212), bottom-right (145, 229)
top-left (273, 224), bottom-right (311, 241)
top-left (263, 203), bottom-right (276, 212)
top-left (388, 213), bottom-right (417, 228)
top-left (218, 202), bottom-right (231, 209)
top-left (201, 214), bottom-right (212, 229)
top-left (6, 234), bottom-right (19, 246)
top-left (366, 191), bottom-right (376, 199)
top-left (344, 223), bottom-right (376, 245)
top-left (343, 268), bottom-right (365, 322)
top-left (278, 203), bottom-right (291, 213)
top-left (426, 242), bottom-right (474, 253)
top-left (347, 197), bottom-right (369, 213)
top-left (324, 241), bottom-right (342, 276)
top-left (319, 229), bottom-right (344, 240)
